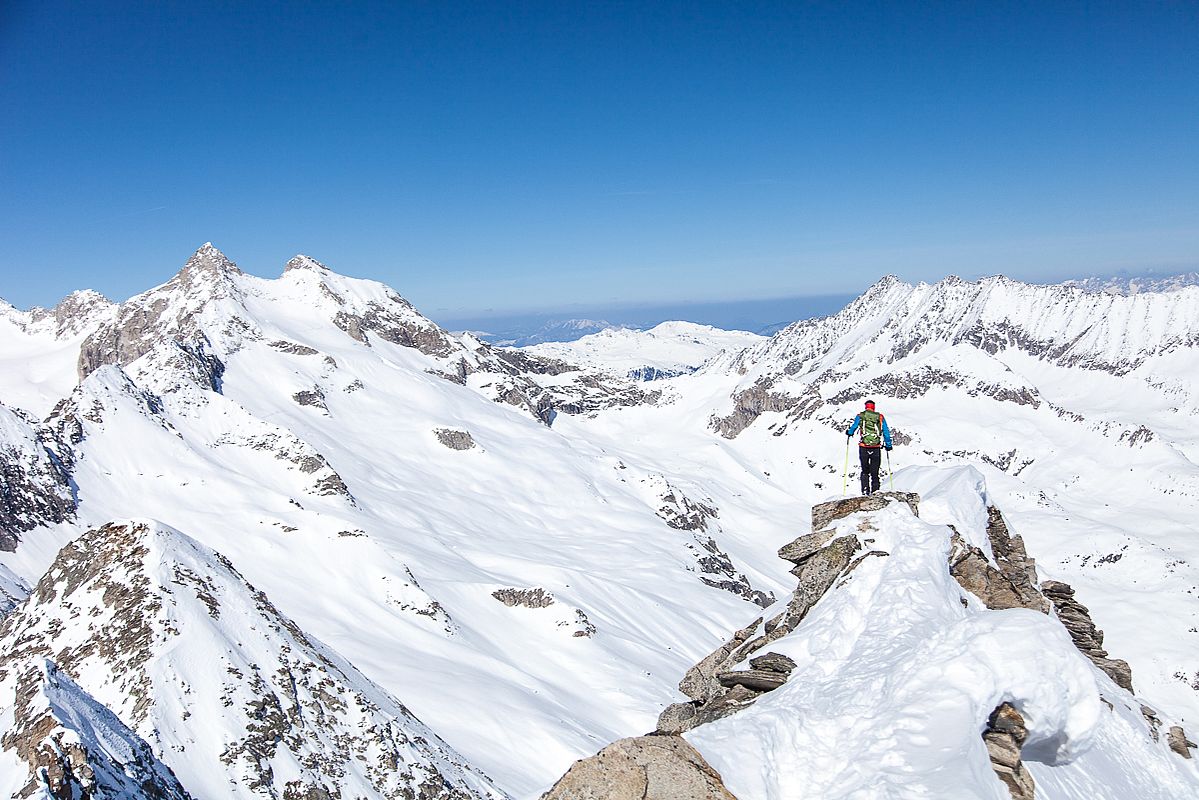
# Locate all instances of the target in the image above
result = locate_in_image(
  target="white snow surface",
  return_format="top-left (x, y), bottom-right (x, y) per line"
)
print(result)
top-left (523, 321), bottom-right (764, 378)
top-left (2, 249), bottom-right (1198, 798)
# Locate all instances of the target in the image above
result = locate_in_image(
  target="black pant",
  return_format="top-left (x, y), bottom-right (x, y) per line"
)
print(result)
top-left (859, 447), bottom-right (882, 494)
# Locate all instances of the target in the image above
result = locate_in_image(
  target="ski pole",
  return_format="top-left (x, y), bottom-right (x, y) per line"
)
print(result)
top-left (842, 436), bottom-right (850, 497)
top-left (886, 449), bottom-right (894, 492)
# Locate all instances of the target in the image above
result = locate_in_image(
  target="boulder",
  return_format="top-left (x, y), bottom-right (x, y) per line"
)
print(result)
top-left (777, 529), bottom-right (836, 564)
top-left (948, 533), bottom-right (1045, 612)
top-left (1168, 726), bottom-right (1196, 759)
top-left (716, 669), bottom-right (788, 692)
top-left (810, 492), bottom-right (919, 533)
top-left (540, 735), bottom-right (738, 800)
top-left (748, 652), bottom-right (796, 674)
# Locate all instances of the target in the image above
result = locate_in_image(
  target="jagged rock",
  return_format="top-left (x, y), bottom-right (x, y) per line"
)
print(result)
top-left (655, 702), bottom-right (702, 735)
top-left (539, 735), bottom-right (738, 800)
top-left (492, 587), bottom-right (556, 608)
top-left (1168, 726), bottom-right (1196, 759)
top-left (568, 609), bottom-right (598, 638)
top-left (777, 528), bottom-right (836, 564)
top-left (1041, 580), bottom-right (1134, 691)
top-left (0, 404), bottom-right (77, 551)
top-left (436, 428), bottom-right (478, 450)
top-left (716, 669), bottom-right (788, 692)
top-left (983, 507), bottom-right (1048, 612)
top-left (268, 340), bottom-right (320, 356)
top-left (1142, 705), bottom-right (1163, 742)
top-left (667, 530), bottom-right (862, 733)
top-left (677, 618), bottom-right (763, 704)
top-left (748, 652), bottom-right (796, 674)
top-left (709, 378), bottom-right (798, 439)
top-left (2, 659), bottom-right (194, 799)
top-left (650, 478), bottom-right (773, 608)
top-left (948, 533), bottom-right (1045, 612)
top-left (810, 492), bottom-right (920, 532)
top-left (77, 244), bottom-right (248, 386)
top-left (292, 388), bottom-right (328, 410)
top-left (983, 703), bottom-right (1035, 800)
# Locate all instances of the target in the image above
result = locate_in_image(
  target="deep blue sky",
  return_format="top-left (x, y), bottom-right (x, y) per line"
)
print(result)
top-left (1, 1), bottom-right (1196, 317)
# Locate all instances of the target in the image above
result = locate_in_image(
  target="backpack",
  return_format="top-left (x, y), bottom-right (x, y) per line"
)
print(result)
top-left (860, 409), bottom-right (883, 446)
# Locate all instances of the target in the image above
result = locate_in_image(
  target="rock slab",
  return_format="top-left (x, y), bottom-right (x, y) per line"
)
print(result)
top-left (539, 735), bottom-right (738, 800)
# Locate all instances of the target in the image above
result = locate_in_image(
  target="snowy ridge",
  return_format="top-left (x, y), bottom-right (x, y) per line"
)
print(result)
top-left (715, 274), bottom-right (1199, 380)
top-left (687, 469), bottom-right (1199, 798)
top-left (0, 520), bottom-right (508, 799)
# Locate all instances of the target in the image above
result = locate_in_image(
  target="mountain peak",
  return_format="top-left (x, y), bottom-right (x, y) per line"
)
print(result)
top-left (284, 254), bottom-right (329, 273)
top-left (177, 242), bottom-right (242, 282)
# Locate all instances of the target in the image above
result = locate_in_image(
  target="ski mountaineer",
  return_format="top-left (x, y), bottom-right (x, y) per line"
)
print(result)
top-left (846, 399), bottom-right (892, 496)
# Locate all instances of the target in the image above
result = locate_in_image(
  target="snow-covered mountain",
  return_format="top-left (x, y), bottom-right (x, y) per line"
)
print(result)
top-left (1, 247), bottom-right (1198, 798)
top-left (1064, 271), bottom-right (1199, 295)
top-left (523, 321), bottom-right (765, 381)
top-left (489, 318), bottom-right (622, 347)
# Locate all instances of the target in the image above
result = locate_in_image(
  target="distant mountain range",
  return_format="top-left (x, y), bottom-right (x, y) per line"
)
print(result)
top-left (1062, 271), bottom-right (1199, 295)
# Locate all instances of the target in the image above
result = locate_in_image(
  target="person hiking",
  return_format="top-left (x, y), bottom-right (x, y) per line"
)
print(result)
top-left (846, 399), bottom-right (892, 496)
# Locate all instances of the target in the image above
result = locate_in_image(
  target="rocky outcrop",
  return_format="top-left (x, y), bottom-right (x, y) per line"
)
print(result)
top-left (2, 659), bottom-right (194, 800)
top-left (492, 587), bottom-right (556, 608)
top-left (436, 428), bottom-right (478, 450)
top-left (716, 653), bottom-right (796, 693)
top-left (1168, 726), bottom-right (1196, 759)
top-left (1041, 580), bottom-right (1134, 691)
top-left (810, 492), bottom-right (919, 532)
top-left (709, 378), bottom-right (798, 439)
top-left (490, 587), bottom-right (595, 637)
top-left (983, 703), bottom-right (1035, 800)
top-left (983, 507), bottom-right (1047, 611)
top-left (0, 404), bottom-right (76, 551)
top-left (657, 495), bottom-right (907, 734)
top-left (333, 299), bottom-right (458, 357)
top-left (539, 735), bottom-right (738, 800)
top-left (292, 387), bottom-right (328, 410)
top-left (649, 478), bottom-right (773, 608)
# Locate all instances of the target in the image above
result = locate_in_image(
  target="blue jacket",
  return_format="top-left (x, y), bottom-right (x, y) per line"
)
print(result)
top-left (847, 412), bottom-right (892, 448)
